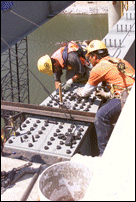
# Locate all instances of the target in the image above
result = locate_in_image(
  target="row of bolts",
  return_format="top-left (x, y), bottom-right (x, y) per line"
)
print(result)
top-left (104, 25), bottom-right (134, 47)
top-left (105, 11), bottom-right (134, 47)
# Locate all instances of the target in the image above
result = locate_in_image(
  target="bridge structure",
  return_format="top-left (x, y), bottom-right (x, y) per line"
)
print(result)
top-left (1, 1), bottom-right (75, 126)
top-left (1, 2), bottom-right (135, 201)
top-left (1, 1), bottom-right (135, 161)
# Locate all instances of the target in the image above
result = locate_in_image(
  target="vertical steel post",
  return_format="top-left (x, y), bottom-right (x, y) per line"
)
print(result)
top-left (9, 48), bottom-right (14, 102)
top-left (26, 37), bottom-right (30, 104)
top-left (15, 43), bottom-right (20, 102)
top-left (1, 37), bottom-right (30, 132)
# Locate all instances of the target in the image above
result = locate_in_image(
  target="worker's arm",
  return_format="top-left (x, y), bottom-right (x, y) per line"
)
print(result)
top-left (53, 63), bottom-right (63, 90)
top-left (62, 79), bottom-right (73, 91)
top-left (78, 82), bottom-right (112, 98)
top-left (77, 82), bottom-right (96, 97)
top-left (62, 74), bottom-right (81, 91)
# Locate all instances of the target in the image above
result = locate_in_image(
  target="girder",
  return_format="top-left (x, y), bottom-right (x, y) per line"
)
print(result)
top-left (1, 1), bottom-right (75, 53)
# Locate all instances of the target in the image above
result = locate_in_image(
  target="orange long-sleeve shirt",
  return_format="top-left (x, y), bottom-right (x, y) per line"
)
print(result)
top-left (88, 56), bottom-right (135, 93)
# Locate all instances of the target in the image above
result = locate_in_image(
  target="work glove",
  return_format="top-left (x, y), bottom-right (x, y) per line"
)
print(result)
top-left (62, 78), bottom-right (73, 91)
top-left (95, 89), bottom-right (111, 99)
top-left (77, 87), bottom-right (83, 97)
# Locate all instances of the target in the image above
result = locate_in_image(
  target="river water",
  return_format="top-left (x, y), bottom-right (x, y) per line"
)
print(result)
top-left (1, 13), bottom-right (108, 129)
top-left (27, 13), bottom-right (108, 105)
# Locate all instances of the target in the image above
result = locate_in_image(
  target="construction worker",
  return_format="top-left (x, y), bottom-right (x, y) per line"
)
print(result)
top-left (37, 40), bottom-right (91, 91)
top-left (77, 40), bottom-right (135, 156)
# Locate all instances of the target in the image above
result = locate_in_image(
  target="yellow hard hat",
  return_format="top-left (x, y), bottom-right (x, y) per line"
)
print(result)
top-left (87, 40), bottom-right (107, 54)
top-left (37, 54), bottom-right (53, 76)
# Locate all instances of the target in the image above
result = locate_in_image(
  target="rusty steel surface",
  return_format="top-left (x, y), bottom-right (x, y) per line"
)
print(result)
top-left (1, 100), bottom-right (96, 123)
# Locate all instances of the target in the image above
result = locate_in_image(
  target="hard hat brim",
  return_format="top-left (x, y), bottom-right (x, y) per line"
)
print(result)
top-left (87, 40), bottom-right (107, 54)
top-left (37, 55), bottom-right (53, 76)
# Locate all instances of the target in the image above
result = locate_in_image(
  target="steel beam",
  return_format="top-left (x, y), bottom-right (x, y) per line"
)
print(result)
top-left (1, 100), bottom-right (96, 123)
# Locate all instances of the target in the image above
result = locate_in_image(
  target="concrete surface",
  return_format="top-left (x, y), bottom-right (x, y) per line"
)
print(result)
top-left (1, 157), bottom-right (49, 201)
top-left (1, 84), bottom-right (135, 201)
top-left (79, 83), bottom-right (135, 201)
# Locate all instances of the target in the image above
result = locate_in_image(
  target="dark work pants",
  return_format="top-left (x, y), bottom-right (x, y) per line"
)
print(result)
top-left (94, 98), bottom-right (121, 155)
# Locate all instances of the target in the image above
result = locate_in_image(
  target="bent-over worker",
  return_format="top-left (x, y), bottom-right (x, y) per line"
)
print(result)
top-left (37, 40), bottom-right (91, 91)
top-left (77, 40), bottom-right (135, 156)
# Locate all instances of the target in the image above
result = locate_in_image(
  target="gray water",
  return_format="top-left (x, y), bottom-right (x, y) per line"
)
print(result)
top-left (1, 13), bottom-right (108, 129)
top-left (27, 13), bottom-right (108, 105)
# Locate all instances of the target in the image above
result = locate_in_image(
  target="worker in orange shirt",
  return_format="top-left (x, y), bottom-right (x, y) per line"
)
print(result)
top-left (37, 40), bottom-right (91, 91)
top-left (77, 40), bottom-right (135, 156)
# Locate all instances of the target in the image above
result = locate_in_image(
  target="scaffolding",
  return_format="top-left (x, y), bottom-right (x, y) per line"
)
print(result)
top-left (1, 37), bottom-right (30, 126)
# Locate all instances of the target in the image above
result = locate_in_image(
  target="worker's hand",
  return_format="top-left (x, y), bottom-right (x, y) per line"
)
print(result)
top-left (77, 87), bottom-right (83, 97)
top-left (95, 89), bottom-right (111, 99)
top-left (62, 78), bottom-right (73, 91)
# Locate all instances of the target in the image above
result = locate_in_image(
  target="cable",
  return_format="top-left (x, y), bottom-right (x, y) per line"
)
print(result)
top-left (10, 10), bottom-right (40, 28)
top-left (2, 3), bottom-right (109, 118)
top-left (9, 8), bottom-right (71, 45)
top-left (2, 7), bottom-right (94, 120)
top-left (1, 7), bottom-right (74, 119)
top-left (1, 37), bottom-right (72, 120)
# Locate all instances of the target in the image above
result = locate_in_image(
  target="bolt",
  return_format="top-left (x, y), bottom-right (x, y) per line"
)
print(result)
top-left (121, 24), bottom-right (123, 32)
top-left (28, 143), bottom-right (33, 147)
top-left (32, 135), bottom-right (35, 142)
top-left (117, 24), bottom-right (118, 32)
top-left (114, 39), bottom-right (116, 47)
top-left (125, 25), bottom-right (127, 32)
top-left (126, 13), bottom-right (128, 20)
top-left (119, 39), bottom-right (122, 47)
top-left (20, 137), bottom-right (23, 143)
top-left (109, 39), bottom-right (111, 47)
top-left (104, 39), bottom-right (106, 46)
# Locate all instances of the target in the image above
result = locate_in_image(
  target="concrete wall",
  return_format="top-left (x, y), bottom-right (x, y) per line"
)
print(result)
top-left (72, 3), bottom-right (135, 200)
top-left (79, 83), bottom-right (135, 201)
top-left (124, 41), bottom-right (135, 68)
top-left (103, 3), bottom-right (135, 68)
